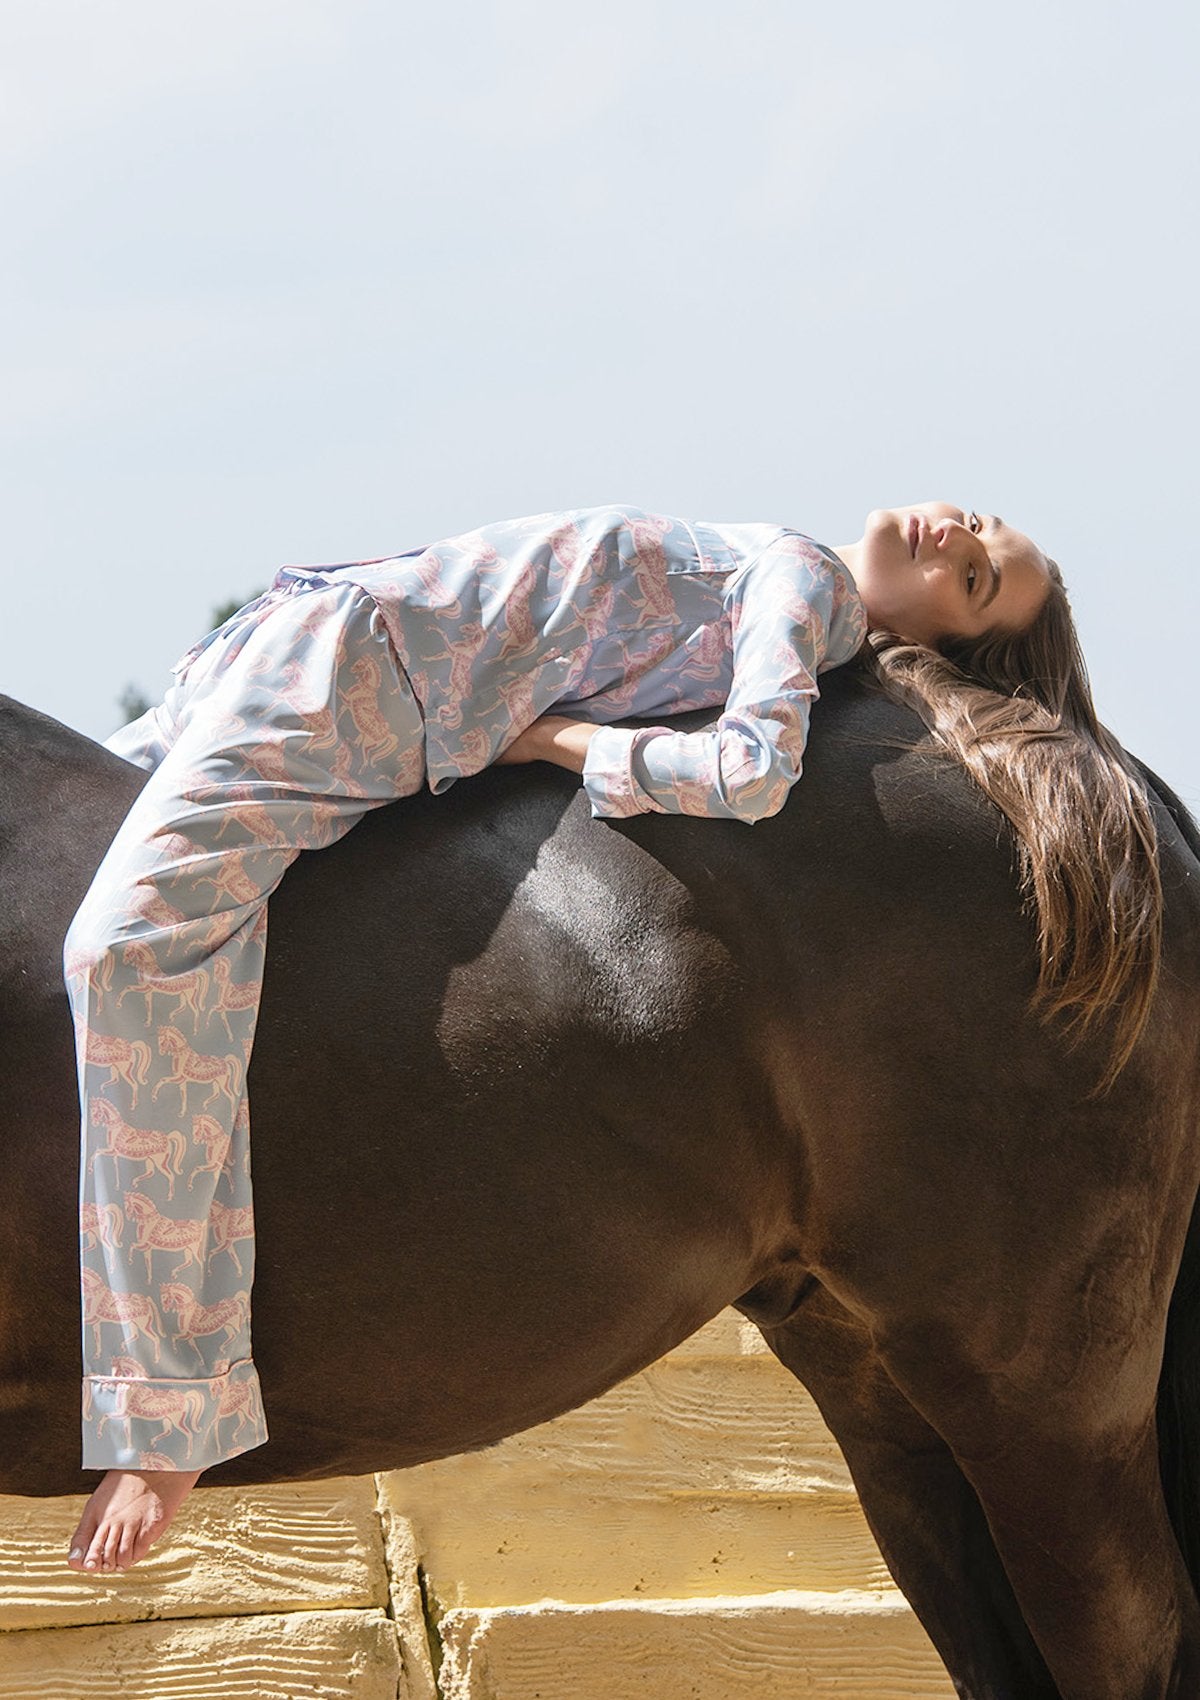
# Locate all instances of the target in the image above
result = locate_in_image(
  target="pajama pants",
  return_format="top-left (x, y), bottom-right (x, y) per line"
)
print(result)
top-left (64, 580), bottom-right (427, 1471)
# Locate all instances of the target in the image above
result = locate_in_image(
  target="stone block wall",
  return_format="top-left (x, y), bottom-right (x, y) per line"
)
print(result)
top-left (0, 1311), bottom-right (953, 1697)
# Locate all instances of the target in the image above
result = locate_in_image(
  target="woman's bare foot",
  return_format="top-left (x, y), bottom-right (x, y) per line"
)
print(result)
top-left (66, 1468), bottom-right (203, 1573)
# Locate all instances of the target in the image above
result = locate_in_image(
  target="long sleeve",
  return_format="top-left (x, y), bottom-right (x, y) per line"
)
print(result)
top-left (581, 535), bottom-right (863, 824)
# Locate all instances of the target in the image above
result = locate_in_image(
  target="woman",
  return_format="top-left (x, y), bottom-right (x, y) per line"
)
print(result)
top-left (63, 499), bottom-right (1160, 1573)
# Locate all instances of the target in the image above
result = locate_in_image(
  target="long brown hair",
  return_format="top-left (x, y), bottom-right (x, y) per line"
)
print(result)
top-left (861, 561), bottom-right (1162, 1098)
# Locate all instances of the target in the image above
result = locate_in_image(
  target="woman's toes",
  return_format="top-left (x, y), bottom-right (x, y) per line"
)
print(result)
top-left (89, 1523), bottom-right (113, 1572)
top-left (67, 1469), bottom-right (203, 1574)
top-left (67, 1516), bottom-right (97, 1571)
top-left (66, 1531), bottom-right (90, 1571)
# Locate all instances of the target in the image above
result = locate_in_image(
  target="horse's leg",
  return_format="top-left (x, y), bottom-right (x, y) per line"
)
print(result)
top-left (872, 1311), bottom-right (1200, 1699)
top-left (758, 1286), bottom-right (1057, 1698)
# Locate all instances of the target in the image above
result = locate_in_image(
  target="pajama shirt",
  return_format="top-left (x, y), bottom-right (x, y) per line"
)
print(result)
top-left (65, 505), bottom-right (867, 1471)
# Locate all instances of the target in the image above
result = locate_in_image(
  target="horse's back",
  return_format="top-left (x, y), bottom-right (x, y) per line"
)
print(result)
top-left (2, 677), bottom-right (1199, 1492)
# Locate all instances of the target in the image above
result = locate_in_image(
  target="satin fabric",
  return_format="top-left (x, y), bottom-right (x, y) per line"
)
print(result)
top-left (67, 505), bottom-right (866, 1469)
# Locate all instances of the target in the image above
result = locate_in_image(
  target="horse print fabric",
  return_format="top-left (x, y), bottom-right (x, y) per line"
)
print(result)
top-left (65, 506), bottom-right (866, 1469)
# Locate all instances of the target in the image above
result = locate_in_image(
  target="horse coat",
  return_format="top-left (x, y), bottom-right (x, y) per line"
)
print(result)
top-left (3, 673), bottom-right (1199, 1697)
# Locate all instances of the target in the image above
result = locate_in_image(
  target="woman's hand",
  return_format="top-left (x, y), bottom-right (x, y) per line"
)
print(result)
top-left (495, 715), bottom-right (599, 774)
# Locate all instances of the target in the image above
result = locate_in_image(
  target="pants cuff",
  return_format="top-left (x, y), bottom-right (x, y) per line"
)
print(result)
top-left (82, 1358), bottom-right (268, 1470)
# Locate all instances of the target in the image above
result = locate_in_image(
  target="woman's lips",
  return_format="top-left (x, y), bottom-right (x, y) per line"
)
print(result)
top-left (908, 515), bottom-right (921, 557)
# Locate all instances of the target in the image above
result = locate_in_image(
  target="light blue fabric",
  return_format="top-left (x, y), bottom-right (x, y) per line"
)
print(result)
top-left (176, 505), bottom-right (868, 824)
top-left (68, 505), bottom-right (869, 1473)
top-left (66, 582), bottom-right (426, 1469)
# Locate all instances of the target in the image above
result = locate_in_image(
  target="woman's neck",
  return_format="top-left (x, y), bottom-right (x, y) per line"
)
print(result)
top-left (829, 541), bottom-right (861, 584)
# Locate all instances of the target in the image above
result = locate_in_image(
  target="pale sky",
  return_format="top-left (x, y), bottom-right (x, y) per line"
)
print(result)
top-left (3, 0), bottom-right (1197, 805)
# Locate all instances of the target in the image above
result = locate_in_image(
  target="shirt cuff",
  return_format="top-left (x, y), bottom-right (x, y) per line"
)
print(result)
top-left (581, 725), bottom-right (672, 818)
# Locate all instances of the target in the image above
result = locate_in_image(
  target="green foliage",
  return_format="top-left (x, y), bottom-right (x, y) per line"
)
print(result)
top-left (210, 592), bottom-right (263, 626)
top-left (117, 682), bottom-right (152, 725)
top-left (115, 591), bottom-right (265, 723)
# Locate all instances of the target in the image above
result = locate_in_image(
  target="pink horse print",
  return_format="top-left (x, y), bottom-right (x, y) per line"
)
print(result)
top-left (153, 1026), bottom-right (243, 1118)
top-left (679, 620), bottom-right (729, 686)
top-left (82, 1030), bottom-right (153, 1108)
top-left (117, 940), bottom-right (211, 1025)
top-left (207, 1200), bottom-right (255, 1278)
top-left (89, 1099), bottom-right (189, 1200)
top-left (215, 1371), bottom-right (266, 1447)
top-left (193, 846), bottom-right (277, 911)
top-left (546, 518), bottom-right (587, 572)
top-left (423, 620), bottom-right (490, 733)
top-left (411, 550), bottom-right (462, 619)
top-left (159, 1285), bottom-right (250, 1360)
top-left (210, 784), bottom-right (295, 850)
top-left (122, 887), bottom-right (189, 935)
top-left (95, 1378), bottom-right (210, 1458)
top-left (579, 579), bottom-right (619, 644)
top-left (64, 945), bottom-right (114, 997)
top-left (343, 653), bottom-right (401, 767)
top-left (80, 1201), bottom-right (124, 1254)
top-left (186, 1111), bottom-right (235, 1189)
top-left (81, 1268), bottom-right (165, 1364)
top-left (496, 559), bottom-right (539, 660)
top-left (454, 726), bottom-right (492, 772)
top-left (493, 670), bottom-right (540, 734)
top-left (580, 628), bottom-right (677, 716)
top-left (123, 1192), bottom-right (208, 1281)
top-left (208, 958), bottom-right (261, 1046)
top-left (625, 513), bottom-right (676, 620)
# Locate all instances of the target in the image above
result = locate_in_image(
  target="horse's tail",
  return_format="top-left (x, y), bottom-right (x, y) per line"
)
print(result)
top-left (1145, 758), bottom-right (1200, 1593)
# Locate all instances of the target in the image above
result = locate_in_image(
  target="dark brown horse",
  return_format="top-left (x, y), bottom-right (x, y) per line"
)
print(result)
top-left (3, 668), bottom-right (1199, 1698)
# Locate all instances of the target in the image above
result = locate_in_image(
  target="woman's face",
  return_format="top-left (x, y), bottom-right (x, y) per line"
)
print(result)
top-left (846, 502), bottom-right (1052, 646)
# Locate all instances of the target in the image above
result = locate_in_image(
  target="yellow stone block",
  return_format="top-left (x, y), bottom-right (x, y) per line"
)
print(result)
top-left (0, 1311), bottom-right (953, 1699)
top-left (0, 1607), bottom-right (404, 1699)
top-left (382, 1351), bottom-right (891, 1604)
top-left (434, 1591), bottom-right (956, 1700)
top-left (0, 1477), bottom-right (388, 1631)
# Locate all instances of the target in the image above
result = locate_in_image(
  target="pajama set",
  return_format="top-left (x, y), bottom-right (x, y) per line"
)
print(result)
top-left (64, 505), bottom-right (867, 1471)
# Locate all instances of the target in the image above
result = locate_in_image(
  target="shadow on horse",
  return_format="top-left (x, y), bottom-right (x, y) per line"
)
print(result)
top-left (2, 665), bottom-right (1199, 1697)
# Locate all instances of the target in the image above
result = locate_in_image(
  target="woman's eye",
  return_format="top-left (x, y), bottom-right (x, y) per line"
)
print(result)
top-left (967, 511), bottom-right (982, 533)
top-left (966, 565), bottom-right (977, 593)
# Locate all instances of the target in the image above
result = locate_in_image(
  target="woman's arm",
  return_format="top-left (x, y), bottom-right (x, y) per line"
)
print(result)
top-left (494, 715), bottom-right (600, 773)
top-left (494, 539), bottom-right (865, 820)
top-left (576, 537), bottom-right (858, 824)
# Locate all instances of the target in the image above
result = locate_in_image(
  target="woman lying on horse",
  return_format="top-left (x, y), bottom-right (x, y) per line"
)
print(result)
top-left (62, 499), bottom-right (1160, 1583)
